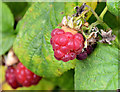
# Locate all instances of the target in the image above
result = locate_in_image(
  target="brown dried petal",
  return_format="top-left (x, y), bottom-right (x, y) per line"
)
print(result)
top-left (99, 29), bottom-right (116, 44)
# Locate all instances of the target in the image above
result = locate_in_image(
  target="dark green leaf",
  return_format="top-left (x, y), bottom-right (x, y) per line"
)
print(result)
top-left (2, 3), bottom-right (14, 32)
top-left (48, 70), bottom-right (74, 90)
top-left (0, 32), bottom-right (16, 55)
top-left (5, 2), bottom-right (32, 19)
top-left (104, 11), bottom-right (118, 29)
top-left (0, 3), bottom-right (15, 55)
top-left (75, 43), bottom-right (118, 90)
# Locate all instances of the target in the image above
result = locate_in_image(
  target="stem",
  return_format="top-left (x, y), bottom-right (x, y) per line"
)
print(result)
top-left (74, 10), bottom-right (89, 23)
top-left (99, 6), bottom-right (107, 20)
top-left (81, 30), bottom-right (87, 39)
top-left (85, 5), bottom-right (101, 22)
top-left (86, 5), bottom-right (110, 30)
top-left (88, 21), bottom-right (100, 32)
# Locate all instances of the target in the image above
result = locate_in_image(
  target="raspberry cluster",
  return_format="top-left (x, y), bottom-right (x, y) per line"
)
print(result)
top-left (50, 28), bottom-right (84, 62)
top-left (5, 63), bottom-right (42, 89)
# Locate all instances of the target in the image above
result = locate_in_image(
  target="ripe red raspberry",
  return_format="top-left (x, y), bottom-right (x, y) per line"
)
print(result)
top-left (50, 28), bottom-right (84, 62)
top-left (5, 66), bottom-right (22, 89)
top-left (15, 63), bottom-right (42, 87)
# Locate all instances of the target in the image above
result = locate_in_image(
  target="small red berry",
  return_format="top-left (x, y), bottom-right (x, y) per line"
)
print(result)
top-left (69, 52), bottom-right (76, 60)
top-left (73, 39), bottom-right (81, 50)
top-left (55, 29), bottom-right (65, 35)
top-left (52, 43), bottom-right (60, 50)
top-left (74, 33), bottom-right (84, 41)
top-left (65, 32), bottom-right (73, 39)
top-left (59, 35), bottom-right (68, 46)
top-left (5, 66), bottom-right (22, 89)
top-left (60, 46), bottom-right (70, 54)
top-left (62, 54), bottom-right (70, 62)
top-left (54, 50), bottom-right (65, 58)
top-left (67, 39), bottom-right (74, 50)
top-left (15, 63), bottom-right (42, 87)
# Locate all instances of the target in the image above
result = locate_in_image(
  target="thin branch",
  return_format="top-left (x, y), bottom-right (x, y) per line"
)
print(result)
top-left (99, 6), bottom-right (108, 20)
top-left (85, 5), bottom-right (110, 30)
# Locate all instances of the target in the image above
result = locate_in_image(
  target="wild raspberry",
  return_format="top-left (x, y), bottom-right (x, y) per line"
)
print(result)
top-left (86, 45), bottom-right (94, 55)
top-left (76, 51), bottom-right (88, 60)
top-left (50, 28), bottom-right (84, 62)
top-left (5, 66), bottom-right (22, 89)
top-left (15, 63), bottom-right (42, 87)
top-left (86, 44), bottom-right (97, 55)
top-left (76, 44), bottom-right (97, 60)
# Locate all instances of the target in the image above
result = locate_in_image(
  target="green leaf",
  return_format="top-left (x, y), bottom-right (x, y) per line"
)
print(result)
top-left (111, 28), bottom-right (119, 49)
top-left (104, 11), bottom-right (118, 29)
top-left (0, 32), bottom-right (16, 55)
top-left (48, 69), bottom-right (74, 90)
top-left (107, 1), bottom-right (120, 16)
top-left (75, 43), bottom-right (118, 90)
top-left (2, 3), bottom-right (14, 32)
top-left (5, 2), bottom-right (32, 19)
top-left (0, 3), bottom-right (15, 55)
top-left (13, 2), bottom-right (97, 77)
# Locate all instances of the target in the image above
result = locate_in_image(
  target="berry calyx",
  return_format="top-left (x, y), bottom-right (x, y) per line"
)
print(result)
top-left (61, 26), bottom-right (77, 34)
top-left (50, 28), bottom-right (84, 62)
top-left (15, 63), bottom-right (42, 87)
top-left (5, 66), bottom-right (22, 89)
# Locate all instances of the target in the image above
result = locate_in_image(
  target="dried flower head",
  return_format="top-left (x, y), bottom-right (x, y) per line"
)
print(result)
top-left (99, 29), bottom-right (116, 44)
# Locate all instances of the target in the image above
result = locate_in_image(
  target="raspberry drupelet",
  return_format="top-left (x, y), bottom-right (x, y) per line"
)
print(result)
top-left (15, 63), bottom-right (42, 87)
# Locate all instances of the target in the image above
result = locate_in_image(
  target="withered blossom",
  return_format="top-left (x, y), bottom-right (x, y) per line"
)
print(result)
top-left (99, 29), bottom-right (116, 44)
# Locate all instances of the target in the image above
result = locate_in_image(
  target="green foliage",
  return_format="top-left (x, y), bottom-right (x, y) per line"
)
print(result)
top-left (13, 2), bottom-right (96, 77)
top-left (0, 3), bottom-right (16, 55)
top-left (1, 3), bottom-right (14, 32)
top-left (75, 43), bottom-right (118, 90)
top-left (5, 2), bottom-right (32, 19)
top-left (48, 69), bottom-right (74, 90)
top-left (104, 11), bottom-right (118, 29)
top-left (107, 1), bottom-right (120, 16)
top-left (111, 28), bottom-right (119, 49)
top-left (1, 1), bottom-right (118, 90)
